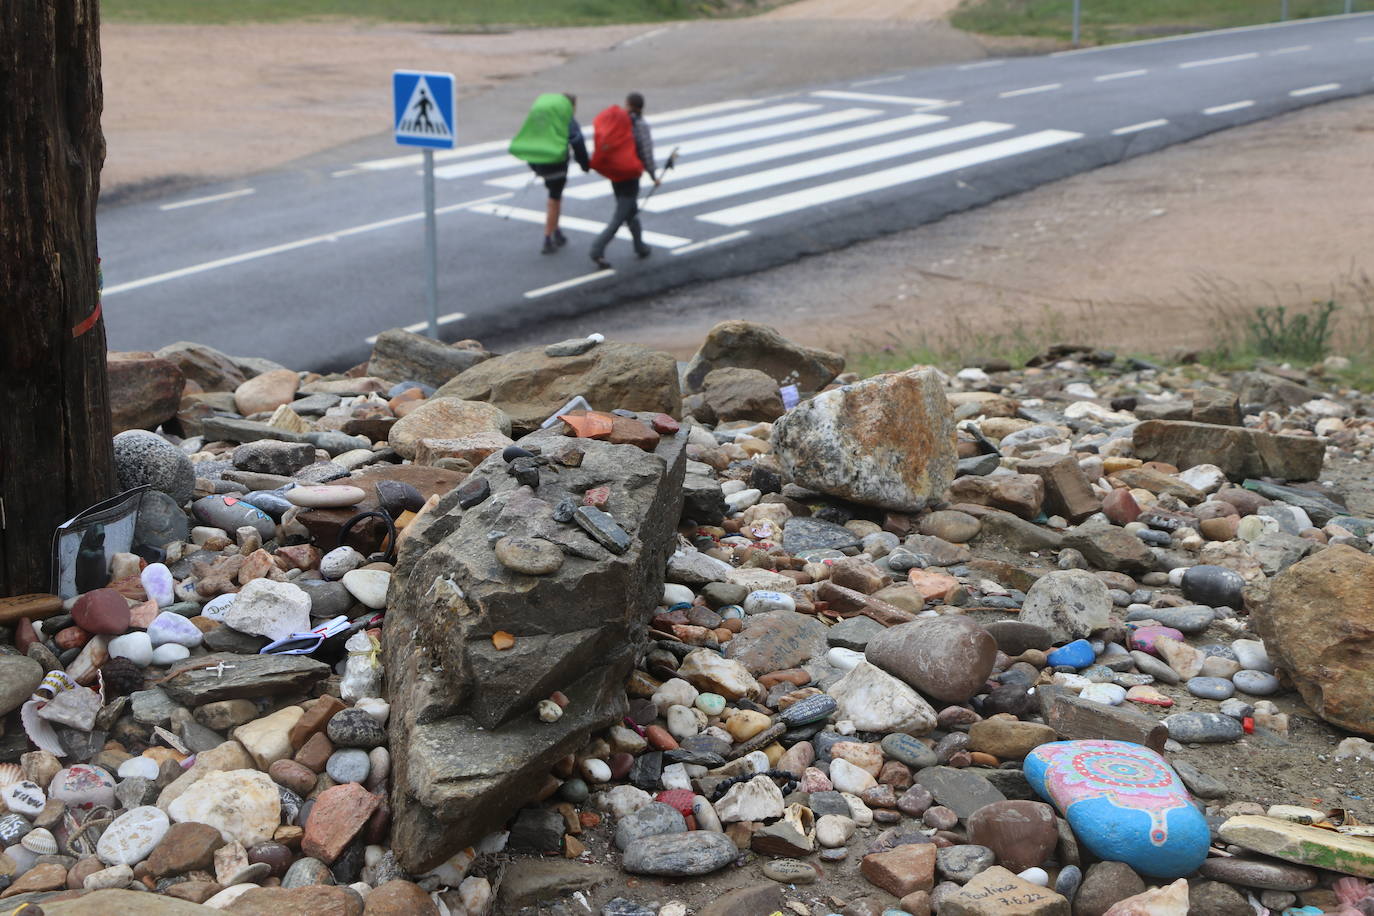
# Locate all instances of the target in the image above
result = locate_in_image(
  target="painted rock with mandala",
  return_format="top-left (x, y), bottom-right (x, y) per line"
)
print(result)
top-left (1023, 739), bottom-right (1209, 878)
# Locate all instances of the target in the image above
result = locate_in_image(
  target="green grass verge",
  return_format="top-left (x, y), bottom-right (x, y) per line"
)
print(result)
top-left (102, 0), bottom-right (758, 28)
top-left (950, 0), bottom-right (1365, 45)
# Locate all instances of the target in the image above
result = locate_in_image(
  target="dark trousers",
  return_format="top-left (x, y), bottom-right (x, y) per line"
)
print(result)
top-left (590, 178), bottom-right (645, 259)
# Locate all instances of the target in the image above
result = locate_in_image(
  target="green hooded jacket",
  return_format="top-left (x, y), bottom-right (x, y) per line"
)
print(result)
top-left (509, 93), bottom-right (573, 165)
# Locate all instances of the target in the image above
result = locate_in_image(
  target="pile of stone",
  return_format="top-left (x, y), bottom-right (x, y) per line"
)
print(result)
top-left (2, 322), bottom-right (1374, 915)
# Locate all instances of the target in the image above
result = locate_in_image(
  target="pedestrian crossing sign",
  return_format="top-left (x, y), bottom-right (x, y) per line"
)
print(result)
top-left (393, 70), bottom-right (456, 149)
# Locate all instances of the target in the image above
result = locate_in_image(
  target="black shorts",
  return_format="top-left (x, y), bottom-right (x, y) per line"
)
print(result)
top-left (530, 161), bottom-right (568, 200)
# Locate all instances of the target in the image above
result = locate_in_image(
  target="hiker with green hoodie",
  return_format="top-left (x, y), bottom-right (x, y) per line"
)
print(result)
top-left (509, 92), bottom-right (590, 255)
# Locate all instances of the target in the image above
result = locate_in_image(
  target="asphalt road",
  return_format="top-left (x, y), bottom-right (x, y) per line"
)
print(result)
top-left (99, 14), bottom-right (1374, 371)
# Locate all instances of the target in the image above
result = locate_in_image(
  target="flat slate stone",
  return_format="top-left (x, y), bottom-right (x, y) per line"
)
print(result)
top-left (782, 517), bottom-right (860, 554)
top-left (826, 615), bottom-right (886, 651)
top-left (1219, 815), bottom-right (1374, 878)
top-left (915, 766), bottom-right (1006, 819)
top-left (160, 654), bottom-right (330, 706)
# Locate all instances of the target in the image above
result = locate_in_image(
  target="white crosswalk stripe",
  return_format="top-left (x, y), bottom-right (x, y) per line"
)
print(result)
top-left (698, 129), bottom-right (1082, 226)
top-left (644, 121), bottom-right (1014, 213)
top-left (560, 112), bottom-right (946, 200)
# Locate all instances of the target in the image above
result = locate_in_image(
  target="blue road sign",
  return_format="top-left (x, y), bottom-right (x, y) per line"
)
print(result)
top-left (393, 70), bottom-right (456, 149)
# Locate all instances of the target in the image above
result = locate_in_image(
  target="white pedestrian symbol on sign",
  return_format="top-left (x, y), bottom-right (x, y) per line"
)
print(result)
top-left (398, 76), bottom-right (452, 141)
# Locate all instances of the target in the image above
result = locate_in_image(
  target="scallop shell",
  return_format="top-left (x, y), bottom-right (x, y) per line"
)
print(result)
top-left (21, 827), bottom-right (57, 855)
top-left (0, 764), bottom-right (22, 792)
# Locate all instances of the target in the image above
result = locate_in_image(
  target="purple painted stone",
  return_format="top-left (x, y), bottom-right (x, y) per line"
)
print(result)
top-left (1128, 625), bottom-right (1185, 657)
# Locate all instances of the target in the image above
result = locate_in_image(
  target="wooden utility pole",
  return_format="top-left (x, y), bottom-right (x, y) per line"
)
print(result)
top-left (0, 0), bottom-right (114, 596)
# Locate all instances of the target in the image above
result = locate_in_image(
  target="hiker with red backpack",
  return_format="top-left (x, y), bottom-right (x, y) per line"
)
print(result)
top-left (588, 92), bottom-right (660, 269)
top-left (509, 92), bottom-right (590, 255)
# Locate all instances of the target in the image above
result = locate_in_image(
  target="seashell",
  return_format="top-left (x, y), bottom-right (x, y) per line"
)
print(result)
top-left (0, 764), bottom-right (23, 792)
top-left (21, 827), bottom-right (57, 855)
top-left (0, 813), bottom-right (31, 845)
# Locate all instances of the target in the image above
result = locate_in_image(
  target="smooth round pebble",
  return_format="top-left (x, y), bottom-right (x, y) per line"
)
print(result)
top-left (695, 693), bottom-right (725, 716)
top-left (285, 485), bottom-right (366, 508)
top-left (341, 569), bottom-right (391, 610)
top-left (326, 749), bottom-right (371, 785)
top-left (320, 546), bottom-right (366, 580)
top-left (201, 593), bottom-right (236, 622)
top-left (744, 590), bottom-right (795, 614)
top-left (1233, 670), bottom-right (1280, 696)
top-left (827, 647), bottom-right (864, 671)
top-left (117, 757), bottom-right (160, 781)
top-left (1187, 677), bottom-right (1236, 701)
top-left (151, 644), bottom-right (191, 666)
top-left (108, 632), bottom-right (153, 667)
top-left (1079, 683), bottom-right (1126, 706)
top-left (1019, 867), bottom-right (1050, 887)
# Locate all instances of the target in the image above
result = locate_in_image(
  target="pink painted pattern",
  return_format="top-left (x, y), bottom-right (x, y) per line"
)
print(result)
top-left (1035, 742), bottom-right (1188, 846)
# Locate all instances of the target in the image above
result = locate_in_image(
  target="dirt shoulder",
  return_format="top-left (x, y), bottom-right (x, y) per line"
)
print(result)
top-left (98, 21), bottom-right (649, 194)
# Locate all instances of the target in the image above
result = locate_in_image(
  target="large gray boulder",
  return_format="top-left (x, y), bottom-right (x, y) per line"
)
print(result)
top-left (435, 340), bottom-right (680, 435)
top-left (684, 320), bottom-right (844, 395)
top-left (385, 418), bottom-right (686, 872)
top-left (772, 368), bottom-right (956, 513)
top-left (366, 328), bottom-right (490, 389)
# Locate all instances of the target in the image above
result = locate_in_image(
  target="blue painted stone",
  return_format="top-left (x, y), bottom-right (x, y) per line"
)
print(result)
top-left (1047, 640), bottom-right (1095, 669)
top-left (1024, 739), bottom-right (1209, 878)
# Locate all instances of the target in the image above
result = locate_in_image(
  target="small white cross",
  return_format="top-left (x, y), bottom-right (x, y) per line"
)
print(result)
top-left (210, 662), bottom-right (235, 678)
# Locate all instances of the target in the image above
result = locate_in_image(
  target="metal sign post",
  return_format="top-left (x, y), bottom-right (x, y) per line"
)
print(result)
top-left (1072, 0), bottom-right (1082, 47)
top-left (392, 69), bottom-right (456, 339)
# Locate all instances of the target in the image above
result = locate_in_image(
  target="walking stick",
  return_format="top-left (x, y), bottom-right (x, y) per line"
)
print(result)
top-left (640, 147), bottom-right (679, 206)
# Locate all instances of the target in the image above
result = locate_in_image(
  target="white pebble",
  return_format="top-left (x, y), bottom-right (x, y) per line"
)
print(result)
top-left (579, 758), bottom-right (611, 783)
top-left (662, 584), bottom-right (695, 606)
top-left (743, 590), bottom-right (795, 614)
top-left (1019, 867), bottom-right (1050, 886)
top-left (117, 757), bottom-right (160, 781)
top-left (827, 647), bottom-right (864, 671)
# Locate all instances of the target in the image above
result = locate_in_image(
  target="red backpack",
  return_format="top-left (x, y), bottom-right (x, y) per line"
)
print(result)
top-left (590, 105), bottom-right (643, 182)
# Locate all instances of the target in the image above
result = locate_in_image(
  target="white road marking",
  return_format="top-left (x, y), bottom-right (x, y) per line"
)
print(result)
top-left (1112, 119), bottom-right (1168, 135)
top-left (1271, 44), bottom-right (1312, 53)
top-left (811, 89), bottom-right (949, 107)
top-left (1357, 35), bottom-right (1374, 42)
top-left (435, 153), bottom-right (527, 181)
top-left (646, 121), bottom-right (1014, 213)
top-left (487, 108), bottom-right (886, 190)
top-left (331, 168), bottom-right (365, 178)
top-left (698, 129), bottom-right (1082, 226)
top-left (1179, 52), bottom-right (1259, 69)
top-left (1203, 100), bottom-right (1255, 114)
top-left (999, 83), bottom-right (1062, 97)
top-left (1290, 82), bottom-right (1340, 96)
top-left (524, 270), bottom-right (614, 299)
top-left (670, 230), bottom-right (751, 255)
top-left (561, 112), bottom-right (948, 201)
top-left (364, 311), bottom-right (466, 345)
top-left (158, 188), bottom-right (255, 211)
top-left (356, 139), bottom-right (511, 172)
top-left (104, 193), bottom-right (513, 296)
top-left (619, 26), bottom-right (668, 47)
top-left (647, 99), bottom-right (760, 125)
top-left (852, 75), bottom-right (905, 87)
top-left (958, 60), bottom-right (1005, 70)
top-left (655, 104), bottom-right (822, 140)
top-left (1095, 69), bottom-right (1148, 81)
top-left (465, 203), bottom-right (690, 248)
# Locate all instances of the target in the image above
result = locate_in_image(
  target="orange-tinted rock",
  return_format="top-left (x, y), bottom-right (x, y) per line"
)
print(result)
top-left (71, 589), bottom-right (131, 635)
top-left (289, 695), bottom-right (345, 750)
top-left (301, 783), bottom-right (381, 864)
top-left (860, 843), bottom-right (937, 897)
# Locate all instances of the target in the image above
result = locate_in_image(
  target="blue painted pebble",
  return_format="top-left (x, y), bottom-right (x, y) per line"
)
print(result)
top-left (1047, 640), bottom-right (1095, 669)
top-left (1024, 739), bottom-right (1210, 878)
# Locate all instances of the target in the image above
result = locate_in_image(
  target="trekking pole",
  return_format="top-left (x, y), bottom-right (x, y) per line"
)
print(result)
top-left (640, 147), bottom-right (679, 207)
top-left (498, 173), bottom-right (538, 220)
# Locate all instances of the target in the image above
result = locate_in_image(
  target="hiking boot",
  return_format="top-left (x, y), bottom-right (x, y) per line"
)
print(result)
top-left (635, 245), bottom-right (652, 259)
top-left (541, 236), bottom-right (557, 255)
top-left (554, 229), bottom-right (568, 247)
top-left (591, 255), bottom-right (611, 270)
